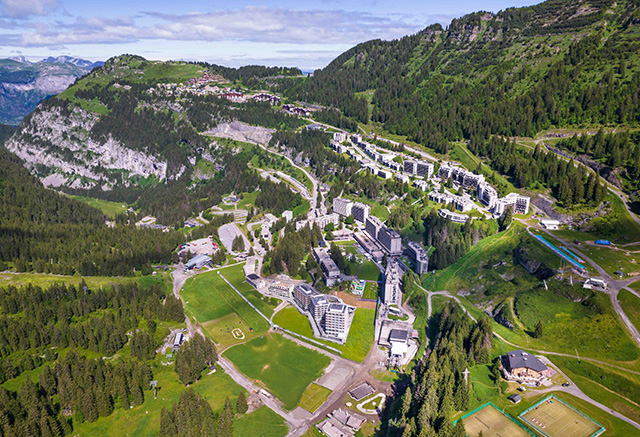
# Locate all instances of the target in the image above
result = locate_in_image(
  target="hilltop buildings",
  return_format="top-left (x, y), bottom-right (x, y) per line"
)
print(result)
top-left (314, 247), bottom-right (342, 286)
top-left (332, 197), bottom-right (353, 218)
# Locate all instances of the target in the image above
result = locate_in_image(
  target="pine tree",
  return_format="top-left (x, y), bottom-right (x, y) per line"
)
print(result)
top-left (236, 391), bottom-right (248, 414)
top-left (217, 398), bottom-right (234, 437)
top-left (534, 320), bottom-right (544, 338)
top-left (401, 387), bottom-right (412, 420)
top-left (160, 407), bottom-right (177, 436)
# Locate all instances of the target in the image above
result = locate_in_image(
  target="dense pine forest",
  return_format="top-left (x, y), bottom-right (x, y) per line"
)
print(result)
top-left (0, 281), bottom-right (186, 435)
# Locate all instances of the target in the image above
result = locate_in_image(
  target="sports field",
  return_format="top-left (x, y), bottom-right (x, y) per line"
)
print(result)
top-left (224, 333), bottom-right (331, 410)
top-left (520, 396), bottom-right (604, 437)
top-left (298, 383), bottom-right (332, 412)
top-left (181, 266), bottom-right (271, 336)
top-left (461, 404), bottom-right (532, 437)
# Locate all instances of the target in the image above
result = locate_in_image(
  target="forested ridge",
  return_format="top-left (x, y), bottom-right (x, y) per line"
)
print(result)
top-left (274, 0), bottom-right (640, 155)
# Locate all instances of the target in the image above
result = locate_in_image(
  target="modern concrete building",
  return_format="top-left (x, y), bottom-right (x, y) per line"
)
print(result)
top-left (310, 294), bottom-right (330, 321)
top-left (438, 208), bottom-right (469, 223)
top-left (540, 219), bottom-right (561, 230)
top-left (282, 210), bottom-right (293, 222)
top-left (394, 173), bottom-right (410, 184)
top-left (404, 159), bottom-right (417, 174)
top-left (378, 228), bottom-right (402, 256)
top-left (320, 257), bottom-right (341, 286)
top-left (413, 180), bottom-right (429, 192)
top-left (495, 193), bottom-right (530, 215)
top-left (351, 202), bottom-right (370, 224)
top-left (453, 196), bottom-right (473, 213)
top-left (333, 132), bottom-right (347, 142)
top-left (267, 281), bottom-right (294, 299)
top-left (333, 197), bottom-right (354, 217)
top-left (407, 241), bottom-right (429, 274)
top-left (429, 190), bottom-right (453, 206)
top-left (365, 216), bottom-right (384, 240)
top-left (383, 261), bottom-right (403, 306)
top-left (315, 213), bottom-right (340, 229)
top-left (477, 182), bottom-right (498, 209)
top-left (416, 161), bottom-right (434, 179)
top-left (325, 303), bottom-right (349, 341)
top-left (293, 283), bottom-right (316, 311)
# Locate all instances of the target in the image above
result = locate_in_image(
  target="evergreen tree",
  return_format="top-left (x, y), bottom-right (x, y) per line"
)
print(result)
top-left (236, 391), bottom-right (248, 414)
top-left (534, 320), bottom-right (544, 338)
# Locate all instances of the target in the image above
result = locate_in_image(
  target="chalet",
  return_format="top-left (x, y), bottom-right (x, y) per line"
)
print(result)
top-left (501, 350), bottom-right (550, 383)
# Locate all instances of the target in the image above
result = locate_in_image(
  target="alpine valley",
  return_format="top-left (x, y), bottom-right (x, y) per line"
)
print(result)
top-left (1, 0), bottom-right (640, 436)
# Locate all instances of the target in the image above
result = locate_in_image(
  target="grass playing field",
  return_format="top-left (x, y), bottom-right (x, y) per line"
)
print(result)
top-left (461, 403), bottom-right (532, 437)
top-left (202, 313), bottom-right (263, 350)
top-left (224, 333), bottom-right (331, 410)
top-left (298, 383), bottom-right (332, 413)
top-left (362, 281), bottom-right (378, 299)
top-left (520, 396), bottom-right (604, 437)
top-left (181, 265), bottom-right (271, 338)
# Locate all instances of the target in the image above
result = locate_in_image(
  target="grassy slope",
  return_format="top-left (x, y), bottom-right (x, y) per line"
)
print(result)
top-left (619, 289), bottom-right (640, 333)
top-left (358, 260), bottom-right (381, 281)
top-left (0, 271), bottom-right (172, 293)
top-left (272, 307), bottom-right (376, 362)
top-left (224, 333), bottom-right (330, 410)
top-left (69, 195), bottom-right (130, 219)
top-left (234, 406), bottom-right (288, 437)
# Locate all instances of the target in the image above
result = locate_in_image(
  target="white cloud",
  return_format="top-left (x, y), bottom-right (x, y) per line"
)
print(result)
top-left (10, 6), bottom-right (423, 48)
top-left (0, 0), bottom-right (58, 18)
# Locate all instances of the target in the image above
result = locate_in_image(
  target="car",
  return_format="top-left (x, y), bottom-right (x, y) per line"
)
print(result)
top-left (562, 382), bottom-right (570, 387)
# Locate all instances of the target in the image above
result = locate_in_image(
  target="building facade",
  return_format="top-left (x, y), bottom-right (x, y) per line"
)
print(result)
top-left (407, 241), bottom-right (429, 274)
top-left (332, 197), bottom-right (354, 217)
top-left (378, 228), bottom-right (402, 255)
top-left (352, 202), bottom-right (370, 224)
top-left (383, 261), bottom-right (403, 306)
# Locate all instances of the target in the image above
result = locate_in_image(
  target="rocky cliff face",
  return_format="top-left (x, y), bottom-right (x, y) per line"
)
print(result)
top-left (5, 105), bottom-right (169, 190)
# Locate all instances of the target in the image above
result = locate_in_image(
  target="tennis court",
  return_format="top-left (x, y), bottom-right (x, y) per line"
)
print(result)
top-left (461, 404), bottom-right (532, 437)
top-left (520, 396), bottom-right (604, 437)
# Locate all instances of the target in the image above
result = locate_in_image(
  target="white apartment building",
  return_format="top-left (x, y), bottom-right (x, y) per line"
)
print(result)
top-left (438, 208), bottom-right (469, 223)
top-left (383, 261), bottom-right (403, 306)
top-left (477, 182), bottom-right (498, 209)
top-left (333, 197), bottom-right (354, 217)
top-left (365, 216), bottom-right (384, 240)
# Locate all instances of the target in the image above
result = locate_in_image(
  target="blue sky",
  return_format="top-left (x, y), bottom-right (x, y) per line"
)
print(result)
top-left (0, 0), bottom-right (537, 69)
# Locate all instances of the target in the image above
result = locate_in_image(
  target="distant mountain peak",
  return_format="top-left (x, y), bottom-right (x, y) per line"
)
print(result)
top-left (41, 56), bottom-right (103, 69)
top-left (8, 56), bottom-right (31, 64)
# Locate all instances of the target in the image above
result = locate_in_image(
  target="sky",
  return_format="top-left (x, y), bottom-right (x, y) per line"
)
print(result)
top-left (0, 0), bottom-right (538, 70)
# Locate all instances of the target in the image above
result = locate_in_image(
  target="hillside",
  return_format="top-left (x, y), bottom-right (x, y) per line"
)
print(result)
top-left (0, 58), bottom-right (99, 125)
top-left (3, 55), bottom-right (303, 196)
top-left (277, 0), bottom-right (640, 148)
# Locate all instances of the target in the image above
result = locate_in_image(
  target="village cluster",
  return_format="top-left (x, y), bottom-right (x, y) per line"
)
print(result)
top-left (331, 132), bottom-right (531, 223)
